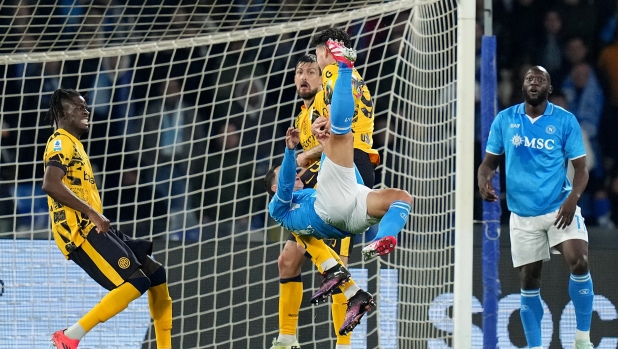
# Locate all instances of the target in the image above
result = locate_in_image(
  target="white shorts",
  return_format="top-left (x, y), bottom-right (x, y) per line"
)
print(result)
top-left (509, 206), bottom-right (588, 268)
top-left (314, 157), bottom-right (379, 234)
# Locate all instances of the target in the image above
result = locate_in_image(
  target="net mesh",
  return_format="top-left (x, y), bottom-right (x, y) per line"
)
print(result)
top-left (0, 0), bottom-right (459, 348)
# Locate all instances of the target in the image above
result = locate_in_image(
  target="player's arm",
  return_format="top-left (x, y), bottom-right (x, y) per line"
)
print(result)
top-left (42, 165), bottom-right (110, 233)
top-left (270, 128), bottom-right (301, 213)
top-left (297, 144), bottom-right (323, 168)
top-left (555, 156), bottom-right (589, 229)
top-left (477, 152), bottom-right (501, 202)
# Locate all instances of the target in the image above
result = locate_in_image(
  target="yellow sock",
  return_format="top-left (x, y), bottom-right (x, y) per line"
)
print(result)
top-left (279, 279), bottom-right (303, 335)
top-left (78, 282), bottom-right (142, 332)
top-left (331, 292), bottom-right (351, 345)
top-left (295, 235), bottom-right (341, 273)
top-left (148, 283), bottom-right (173, 349)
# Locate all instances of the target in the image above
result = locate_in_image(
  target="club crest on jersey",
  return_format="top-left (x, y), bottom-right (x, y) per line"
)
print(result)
top-left (118, 257), bottom-right (131, 269)
top-left (53, 140), bottom-right (62, 151)
top-left (546, 125), bottom-right (556, 134)
top-left (511, 133), bottom-right (555, 150)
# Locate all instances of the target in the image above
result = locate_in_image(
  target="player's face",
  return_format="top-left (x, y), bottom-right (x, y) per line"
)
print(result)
top-left (272, 166), bottom-right (304, 193)
top-left (295, 62), bottom-right (321, 100)
top-left (522, 68), bottom-right (552, 107)
top-left (59, 96), bottom-right (90, 136)
top-left (315, 45), bottom-right (329, 70)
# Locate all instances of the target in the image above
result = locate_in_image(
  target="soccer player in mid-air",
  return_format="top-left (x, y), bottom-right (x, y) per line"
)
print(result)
top-left (309, 27), bottom-right (393, 260)
top-left (478, 66), bottom-right (594, 349)
top-left (265, 40), bottom-right (413, 337)
top-left (42, 89), bottom-right (172, 349)
top-left (271, 53), bottom-right (366, 349)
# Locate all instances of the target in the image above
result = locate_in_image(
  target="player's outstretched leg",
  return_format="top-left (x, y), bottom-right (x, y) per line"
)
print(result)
top-left (339, 290), bottom-right (376, 336)
top-left (362, 198), bottom-right (412, 260)
top-left (310, 264), bottom-right (352, 304)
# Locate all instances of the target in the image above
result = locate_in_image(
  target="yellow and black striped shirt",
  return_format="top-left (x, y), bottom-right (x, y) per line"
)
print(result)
top-left (315, 63), bottom-right (380, 165)
top-left (43, 128), bottom-right (101, 256)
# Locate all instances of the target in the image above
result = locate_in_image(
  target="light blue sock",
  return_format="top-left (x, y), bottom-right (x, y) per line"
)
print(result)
top-left (373, 200), bottom-right (411, 240)
top-left (330, 67), bottom-right (354, 135)
top-left (520, 289), bottom-right (543, 348)
top-left (569, 272), bottom-right (594, 331)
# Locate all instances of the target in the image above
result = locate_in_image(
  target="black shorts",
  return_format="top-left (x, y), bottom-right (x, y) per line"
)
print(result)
top-left (287, 233), bottom-right (354, 258)
top-left (353, 148), bottom-right (375, 188)
top-left (68, 227), bottom-right (153, 291)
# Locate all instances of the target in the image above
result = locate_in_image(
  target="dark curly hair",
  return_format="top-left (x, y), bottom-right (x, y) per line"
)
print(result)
top-left (309, 27), bottom-right (352, 48)
top-left (44, 89), bottom-right (89, 128)
top-left (296, 53), bottom-right (317, 68)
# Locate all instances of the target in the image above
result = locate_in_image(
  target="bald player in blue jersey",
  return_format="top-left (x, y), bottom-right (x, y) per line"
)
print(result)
top-left (478, 66), bottom-right (594, 349)
top-left (265, 40), bottom-right (413, 335)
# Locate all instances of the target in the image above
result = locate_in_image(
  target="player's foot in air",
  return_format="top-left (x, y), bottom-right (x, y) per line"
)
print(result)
top-left (339, 290), bottom-right (376, 335)
top-left (269, 338), bottom-right (301, 349)
top-left (361, 236), bottom-right (397, 261)
top-left (574, 339), bottom-right (594, 349)
top-left (310, 264), bottom-right (351, 304)
top-left (327, 39), bottom-right (356, 68)
top-left (51, 329), bottom-right (80, 349)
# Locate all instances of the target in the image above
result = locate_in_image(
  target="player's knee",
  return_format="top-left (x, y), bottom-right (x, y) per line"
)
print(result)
top-left (148, 265), bottom-right (167, 287)
top-left (569, 255), bottom-right (589, 275)
top-left (394, 189), bottom-right (413, 205)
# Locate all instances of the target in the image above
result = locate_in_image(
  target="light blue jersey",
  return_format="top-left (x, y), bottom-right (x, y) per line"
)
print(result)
top-left (486, 102), bottom-right (586, 217)
top-left (268, 148), bottom-right (352, 239)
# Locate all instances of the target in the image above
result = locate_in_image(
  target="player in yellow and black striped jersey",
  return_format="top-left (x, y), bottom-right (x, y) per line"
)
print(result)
top-left (42, 89), bottom-right (172, 349)
top-left (311, 28), bottom-right (380, 193)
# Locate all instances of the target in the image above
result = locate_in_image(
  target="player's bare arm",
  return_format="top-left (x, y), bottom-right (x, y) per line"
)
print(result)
top-left (296, 144), bottom-right (323, 168)
top-left (477, 152), bottom-right (501, 202)
top-left (42, 165), bottom-right (110, 233)
top-left (555, 156), bottom-right (589, 230)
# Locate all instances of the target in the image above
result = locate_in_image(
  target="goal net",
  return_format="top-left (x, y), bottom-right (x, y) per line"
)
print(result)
top-left (0, 0), bottom-right (462, 348)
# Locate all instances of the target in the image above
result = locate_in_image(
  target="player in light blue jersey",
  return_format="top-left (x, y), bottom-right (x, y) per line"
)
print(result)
top-left (265, 39), bottom-right (413, 336)
top-left (478, 66), bottom-right (593, 349)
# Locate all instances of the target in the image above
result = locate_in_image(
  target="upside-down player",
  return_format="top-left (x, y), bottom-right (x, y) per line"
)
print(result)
top-left (270, 54), bottom-right (361, 349)
top-left (42, 89), bottom-right (172, 349)
top-left (265, 39), bottom-right (413, 337)
top-left (309, 27), bottom-right (395, 259)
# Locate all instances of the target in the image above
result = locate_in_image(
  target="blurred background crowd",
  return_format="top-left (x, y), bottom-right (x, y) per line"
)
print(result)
top-left (0, 0), bottom-right (617, 240)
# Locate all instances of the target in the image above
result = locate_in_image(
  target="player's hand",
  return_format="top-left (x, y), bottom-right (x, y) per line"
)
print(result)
top-left (89, 210), bottom-right (110, 234)
top-left (296, 152), bottom-right (311, 168)
top-left (311, 117), bottom-right (331, 145)
top-left (554, 195), bottom-right (578, 230)
top-left (478, 180), bottom-right (498, 202)
top-left (286, 127), bottom-right (300, 150)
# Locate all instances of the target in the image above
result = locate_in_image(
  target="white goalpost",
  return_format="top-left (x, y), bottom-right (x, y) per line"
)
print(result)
top-left (0, 1), bottom-right (475, 348)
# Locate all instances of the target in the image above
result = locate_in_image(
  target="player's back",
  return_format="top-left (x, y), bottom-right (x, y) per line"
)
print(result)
top-left (268, 189), bottom-right (352, 240)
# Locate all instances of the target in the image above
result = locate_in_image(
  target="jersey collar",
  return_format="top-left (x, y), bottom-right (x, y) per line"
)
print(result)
top-left (515, 102), bottom-right (555, 116)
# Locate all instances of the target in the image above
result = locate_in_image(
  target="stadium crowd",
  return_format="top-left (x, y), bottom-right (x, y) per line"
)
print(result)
top-left (1, 0), bottom-right (618, 239)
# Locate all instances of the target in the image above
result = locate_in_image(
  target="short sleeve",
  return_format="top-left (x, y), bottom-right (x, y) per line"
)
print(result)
top-left (564, 114), bottom-right (587, 160)
top-left (44, 134), bottom-right (74, 172)
top-left (485, 113), bottom-right (505, 155)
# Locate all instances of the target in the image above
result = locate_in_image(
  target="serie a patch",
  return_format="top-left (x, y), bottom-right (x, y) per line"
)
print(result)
top-left (53, 139), bottom-right (62, 151)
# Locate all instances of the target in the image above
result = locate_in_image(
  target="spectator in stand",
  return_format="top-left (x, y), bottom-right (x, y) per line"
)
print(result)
top-left (561, 63), bottom-right (605, 182)
top-left (203, 122), bottom-right (255, 239)
top-left (597, 26), bottom-right (618, 169)
top-left (0, 121), bottom-right (15, 236)
top-left (129, 79), bottom-right (205, 240)
top-left (558, 0), bottom-right (598, 49)
top-left (531, 9), bottom-right (565, 86)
